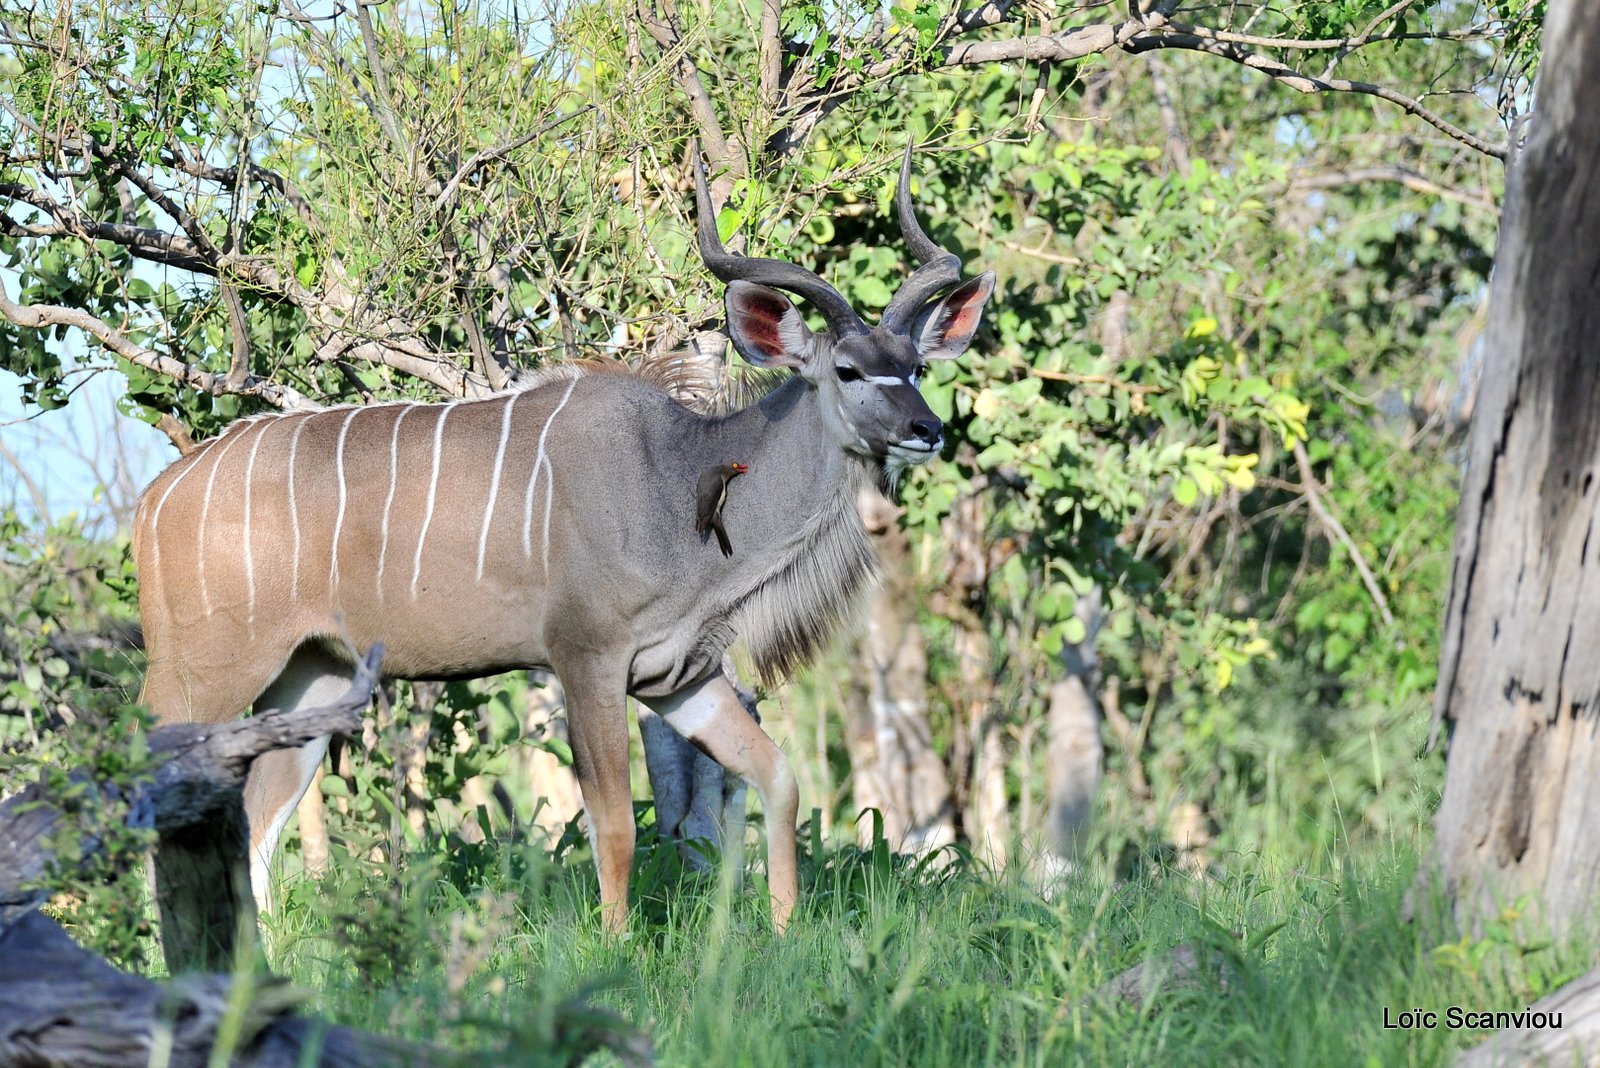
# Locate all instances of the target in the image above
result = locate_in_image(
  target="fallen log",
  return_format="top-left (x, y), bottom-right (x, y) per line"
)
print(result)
top-left (0, 642), bottom-right (651, 1067)
top-left (0, 910), bottom-right (434, 1067)
top-left (1457, 966), bottom-right (1600, 1067)
top-left (1, 643), bottom-right (387, 972)
top-left (0, 644), bottom-right (447, 1067)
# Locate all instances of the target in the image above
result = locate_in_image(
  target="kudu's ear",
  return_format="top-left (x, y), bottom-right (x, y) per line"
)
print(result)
top-left (724, 280), bottom-right (813, 370)
top-left (909, 271), bottom-right (996, 361)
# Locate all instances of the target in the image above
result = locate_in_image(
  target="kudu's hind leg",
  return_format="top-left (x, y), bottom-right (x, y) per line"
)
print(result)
top-left (642, 675), bottom-right (799, 933)
top-left (244, 646), bottom-right (352, 910)
top-left (560, 662), bottom-right (636, 933)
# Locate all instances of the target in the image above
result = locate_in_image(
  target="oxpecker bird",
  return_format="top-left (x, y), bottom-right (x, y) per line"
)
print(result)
top-left (696, 462), bottom-right (749, 557)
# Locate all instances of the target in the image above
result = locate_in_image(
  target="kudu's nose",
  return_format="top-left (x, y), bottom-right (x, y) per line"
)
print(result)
top-left (911, 417), bottom-right (943, 444)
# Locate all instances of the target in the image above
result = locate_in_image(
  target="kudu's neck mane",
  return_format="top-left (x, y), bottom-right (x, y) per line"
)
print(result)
top-left (690, 373), bottom-right (881, 687)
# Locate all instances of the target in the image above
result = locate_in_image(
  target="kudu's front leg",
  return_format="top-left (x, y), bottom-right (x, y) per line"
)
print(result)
top-left (560, 664), bottom-right (637, 934)
top-left (641, 674), bottom-right (799, 933)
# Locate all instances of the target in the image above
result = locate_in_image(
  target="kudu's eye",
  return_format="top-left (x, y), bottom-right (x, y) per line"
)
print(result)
top-left (910, 364), bottom-right (926, 385)
top-left (835, 365), bottom-right (862, 383)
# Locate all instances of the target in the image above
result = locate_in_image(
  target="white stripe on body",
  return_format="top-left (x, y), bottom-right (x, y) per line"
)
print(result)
top-left (411, 402), bottom-right (460, 601)
top-left (476, 393), bottom-right (520, 581)
top-left (286, 415), bottom-right (311, 598)
top-left (144, 438), bottom-right (216, 580)
top-left (540, 455), bottom-right (557, 576)
top-left (195, 426), bottom-right (256, 618)
top-left (375, 404), bottom-right (415, 602)
top-left (241, 419), bottom-right (274, 628)
top-left (521, 377), bottom-right (580, 569)
top-left (328, 407), bottom-right (363, 594)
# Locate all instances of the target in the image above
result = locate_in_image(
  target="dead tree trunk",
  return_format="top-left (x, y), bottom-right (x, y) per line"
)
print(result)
top-left (519, 669), bottom-right (585, 841)
top-left (1039, 589), bottom-right (1104, 880)
top-left (148, 646), bottom-right (376, 971)
top-left (937, 463), bottom-right (1010, 869)
top-left (0, 644), bottom-right (650, 1067)
top-left (0, 646), bottom-right (429, 1064)
top-left (1426, 0), bottom-right (1600, 937)
top-left (0, 911), bottom-right (436, 1068)
top-left (848, 490), bottom-right (957, 854)
top-left (638, 658), bottom-right (754, 869)
top-left (1456, 963), bottom-right (1599, 1068)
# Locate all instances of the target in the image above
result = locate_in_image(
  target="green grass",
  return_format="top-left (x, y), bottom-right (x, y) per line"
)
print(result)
top-left (260, 818), bottom-right (1590, 1067)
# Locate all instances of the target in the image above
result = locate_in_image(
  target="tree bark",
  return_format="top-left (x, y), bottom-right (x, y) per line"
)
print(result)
top-left (1040, 589), bottom-right (1104, 879)
top-left (939, 467), bottom-right (1009, 869)
top-left (518, 670), bottom-right (585, 842)
top-left (0, 646), bottom-right (383, 973)
top-left (850, 491), bottom-right (956, 855)
top-left (0, 911), bottom-right (441, 1067)
top-left (1454, 965), bottom-right (1600, 1067)
top-left (1426, 0), bottom-right (1600, 937)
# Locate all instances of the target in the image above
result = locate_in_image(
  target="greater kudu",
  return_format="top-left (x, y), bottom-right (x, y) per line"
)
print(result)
top-left (133, 146), bottom-right (994, 933)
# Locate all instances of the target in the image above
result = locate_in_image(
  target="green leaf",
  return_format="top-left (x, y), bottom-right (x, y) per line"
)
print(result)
top-left (717, 206), bottom-right (745, 244)
top-left (854, 276), bottom-right (892, 307)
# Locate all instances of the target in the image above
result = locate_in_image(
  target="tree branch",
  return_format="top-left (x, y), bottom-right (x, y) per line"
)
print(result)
top-left (953, 0), bottom-right (1022, 34)
top-left (753, 3), bottom-right (1506, 163)
top-left (934, 13), bottom-right (1507, 160)
top-left (0, 201), bottom-right (213, 274)
top-left (430, 105), bottom-right (597, 214)
top-left (637, 0), bottom-right (734, 172)
top-left (220, 282), bottom-right (252, 391)
top-left (1162, 16), bottom-right (1496, 52)
top-left (1292, 440), bottom-right (1396, 630)
top-left (0, 274), bottom-right (319, 412)
top-left (1288, 165), bottom-right (1498, 213)
top-left (163, 149), bottom-right (319, 230)
top-left (759, 0), bottom-right (783, 110)
top-left (0, 7), bottom-right (516, 405)
top-left (352, 0), bottom-right (414, 170)
top-left (1124, 33), bottom-right (1507, 159)
top-left (113, 161), bottom-right (225, 259)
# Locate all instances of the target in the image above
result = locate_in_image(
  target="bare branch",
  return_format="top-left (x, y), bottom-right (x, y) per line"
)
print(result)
top-left (0, 201), bottom-right (212, 273)
top-left (637, 0), bottom-right (734, 172)
top-left (154, 412), bottom-right (198, 455)
top-left (1288, 165), bottom-right (1498, 213)
top-left (754, 0), bottom-right (1503, 162)
top-left (220, 282), bottom-right (251, 391)
top-left (933, 13), bottom-right (1507, 160)
top-left (277, 0), bottom-right (392, 153)
top-left (163, 149), bottom-right (318, 226)
top-left (0, 274), bottom-right (319, 412)
top-left (953, 0), bottom-right (1022, 34)
top-left (1292, 440), bottom-right (1396, 631)
top-left (1327, 0), bottom-right (1419, 77)
top-left (430, 105), bottom-right (598, 215)
top-left (759, 0), bottom-right (783, 110)
top-left (352, 0), bottom-right (414, 168)
top-left (113, 161), bottom-right (225, 259)
top-left (941, 20), bottom-right (1133, 67)
top-left (1161, 16), bottom-right (1496, 52)
top-left (1123, 34), bottom-right (1507, 159)
top-left (0, 188), bottom-right (469, 393)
